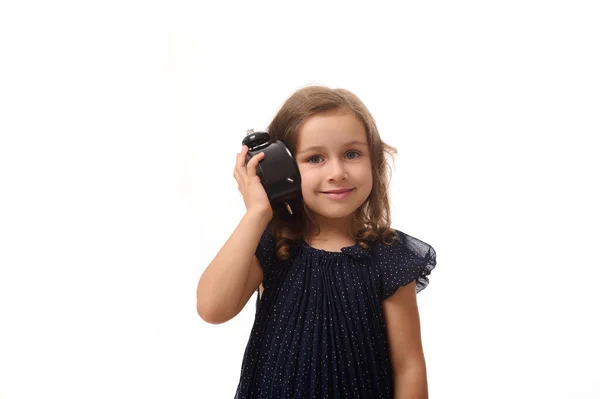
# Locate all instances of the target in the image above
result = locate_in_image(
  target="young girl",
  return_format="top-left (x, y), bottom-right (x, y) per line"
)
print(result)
top-left (197, 85), bottom-right (437, 398)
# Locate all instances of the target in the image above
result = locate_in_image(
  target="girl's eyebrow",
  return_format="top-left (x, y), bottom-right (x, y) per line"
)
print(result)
top-left (296, 141), bottom-right (368, 156)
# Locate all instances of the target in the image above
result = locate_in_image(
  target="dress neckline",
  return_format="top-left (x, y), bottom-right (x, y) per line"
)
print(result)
top-left (301, 239), bottom-right (353, 254)
top-left (300, 239), bottom-right (373, 259)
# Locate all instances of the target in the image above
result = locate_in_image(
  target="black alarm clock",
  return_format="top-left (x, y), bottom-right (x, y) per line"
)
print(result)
top-left (242, 130), bottom-right (303, 215)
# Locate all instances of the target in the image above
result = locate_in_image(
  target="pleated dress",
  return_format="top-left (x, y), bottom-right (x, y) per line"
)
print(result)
top-left (234, 225), bottom-right (437, 399)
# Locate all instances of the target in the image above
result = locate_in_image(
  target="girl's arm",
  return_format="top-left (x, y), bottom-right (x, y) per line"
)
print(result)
top-left (383, 281), bottom-right (428, 399)
top-left (197, 145), bottom-right (272, 324)
top-left (196, 210), bottom-right (270, 324)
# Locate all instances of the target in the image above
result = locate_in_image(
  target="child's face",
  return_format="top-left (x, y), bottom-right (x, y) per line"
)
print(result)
top-left (294, 110), bottom-right (373, 226)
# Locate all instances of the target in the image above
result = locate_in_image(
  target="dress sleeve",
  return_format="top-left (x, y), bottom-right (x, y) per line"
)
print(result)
top-left (378, 229), bottom-right (437, 300)
top-left (255, 223), bottom-right (277, 282)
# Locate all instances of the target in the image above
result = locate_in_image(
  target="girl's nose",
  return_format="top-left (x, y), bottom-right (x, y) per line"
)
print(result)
top-left (326, 160), bottom-right (348, 181)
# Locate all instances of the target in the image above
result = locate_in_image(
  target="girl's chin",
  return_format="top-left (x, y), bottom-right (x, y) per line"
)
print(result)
top-left (305, 206), bottom-right (357, 220)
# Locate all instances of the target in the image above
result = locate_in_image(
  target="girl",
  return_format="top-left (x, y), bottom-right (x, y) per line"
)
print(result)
top-left (197, 85), bottom-right (437, 398)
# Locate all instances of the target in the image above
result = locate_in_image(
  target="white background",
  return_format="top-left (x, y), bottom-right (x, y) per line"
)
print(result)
top-left (1, 0), bottom-right (599, 398)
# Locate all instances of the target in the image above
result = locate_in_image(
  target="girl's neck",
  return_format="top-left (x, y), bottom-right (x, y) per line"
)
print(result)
top-left (306, 225), bottom-right (354, 245)
top-left (304, 234), bottom-right (356, 252)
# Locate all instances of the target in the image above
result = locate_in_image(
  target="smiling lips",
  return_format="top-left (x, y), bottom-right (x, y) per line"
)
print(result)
top-left (321, 188), bottom-right (355, 199)
top-left (322, 188), bottom-right (354, 194)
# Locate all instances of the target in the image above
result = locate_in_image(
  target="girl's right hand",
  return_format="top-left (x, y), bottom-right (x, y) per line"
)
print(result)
top-left (234, 145), bottom-right (273, 221)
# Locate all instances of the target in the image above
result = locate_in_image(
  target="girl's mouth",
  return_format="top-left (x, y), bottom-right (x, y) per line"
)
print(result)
top-left (321, 188), bottom-right (355, 199)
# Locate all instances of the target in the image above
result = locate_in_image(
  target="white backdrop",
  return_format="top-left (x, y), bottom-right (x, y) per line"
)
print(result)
top-left (1, 1), bottom-right (599, 398)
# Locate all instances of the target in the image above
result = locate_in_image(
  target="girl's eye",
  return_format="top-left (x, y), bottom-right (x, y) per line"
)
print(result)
top-left (346, 151), bottom-right (360, 160)
top-left (307, 155), bottom-right (323, 164)
top-left (306, 151), bottom-right (361, 164)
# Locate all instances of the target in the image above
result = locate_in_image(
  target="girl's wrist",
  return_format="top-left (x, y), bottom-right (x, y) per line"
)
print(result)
top-left (245, 208), bottom-right (272, 224)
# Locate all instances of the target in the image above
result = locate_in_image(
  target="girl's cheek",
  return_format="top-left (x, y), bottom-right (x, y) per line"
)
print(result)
top-left (298, 166), bottom-right (313, 179)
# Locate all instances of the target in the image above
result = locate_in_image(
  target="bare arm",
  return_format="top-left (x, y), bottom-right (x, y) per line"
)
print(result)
top-left (196, 210), bottom-right (270, 324)
top-left (197, 145), bottom-right (272, 324)
top-left (383, 281), bottom-right (428, 398)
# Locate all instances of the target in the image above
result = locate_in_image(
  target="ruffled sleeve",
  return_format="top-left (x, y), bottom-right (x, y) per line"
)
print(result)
top-left (377, 229), bottom-right (437, 300)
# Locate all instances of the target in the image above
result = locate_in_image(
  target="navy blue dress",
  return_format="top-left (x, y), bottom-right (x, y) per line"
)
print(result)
top-left (234, 226), bottom-right (436, 399)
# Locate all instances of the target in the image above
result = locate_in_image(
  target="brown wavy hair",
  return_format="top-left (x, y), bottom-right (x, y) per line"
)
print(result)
top-left (266, 85), bottom-right (398, 260)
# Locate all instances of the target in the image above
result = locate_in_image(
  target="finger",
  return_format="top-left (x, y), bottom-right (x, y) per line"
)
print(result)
top-left (235, 149), bottom-right (244, 170)
top-left (236, 146), bottom-right (248, 169)
top-left (241, 146), bottom-right (249, 166)
top-left (233, 168), bottom-right (245, 186)
top-left (246, 152), bottom-right (264, 178)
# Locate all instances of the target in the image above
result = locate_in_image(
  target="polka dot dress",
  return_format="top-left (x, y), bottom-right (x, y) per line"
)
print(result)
top-left (234, 225), bottom-right (436, 399)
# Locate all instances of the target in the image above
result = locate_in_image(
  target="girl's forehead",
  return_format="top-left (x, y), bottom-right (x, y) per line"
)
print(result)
top-left (296, 112), bottom-right (368, 153)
